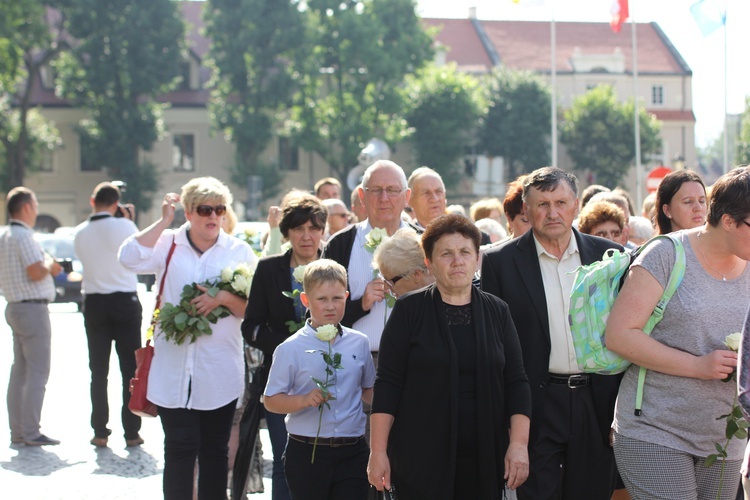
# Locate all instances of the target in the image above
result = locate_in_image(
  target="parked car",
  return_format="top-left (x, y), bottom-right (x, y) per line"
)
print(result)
top-left (34, 233), bottom-right (83, 310)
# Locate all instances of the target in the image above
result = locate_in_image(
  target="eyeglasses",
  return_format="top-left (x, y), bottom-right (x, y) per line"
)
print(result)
top-left (383, 275), bottom-right (404, 289)
top-left (365, 186), bottom-right (404, 198)
top-left (330, 213), bottom-right (349, 219)
top-left (741, 220), bottom-right (750, 229)
top-left (195, 204), bottom-right (227, 217)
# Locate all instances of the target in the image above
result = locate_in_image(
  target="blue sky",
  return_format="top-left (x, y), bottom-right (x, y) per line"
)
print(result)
top-left (416, 0), bottom-right (748, 148)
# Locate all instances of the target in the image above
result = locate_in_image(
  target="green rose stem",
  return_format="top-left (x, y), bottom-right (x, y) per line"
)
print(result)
top-left (310, 326), bottom-right (342, 464)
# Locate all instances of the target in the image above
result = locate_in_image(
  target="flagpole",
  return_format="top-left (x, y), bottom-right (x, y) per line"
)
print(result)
top-left (631, 6), bottom-right (642, 209)
top-left (551, 5), bottom-right (557, 168)
top-left (723, 7), bottom-right (729, 174)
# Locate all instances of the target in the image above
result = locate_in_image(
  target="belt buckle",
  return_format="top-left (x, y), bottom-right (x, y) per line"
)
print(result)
top-left (568, 374), bottom-right (587, 389)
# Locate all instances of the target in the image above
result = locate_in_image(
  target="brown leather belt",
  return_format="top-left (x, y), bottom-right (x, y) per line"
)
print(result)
top-left (548, 373), bottom-right (591, 388)
top-left (288, 434), bottom-right (362, 447)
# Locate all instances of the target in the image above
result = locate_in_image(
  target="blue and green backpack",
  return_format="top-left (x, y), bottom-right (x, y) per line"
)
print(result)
top-left (568, 234), bottom-right (685, 415)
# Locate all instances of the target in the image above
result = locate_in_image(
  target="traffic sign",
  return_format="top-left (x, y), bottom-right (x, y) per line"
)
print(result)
top-left (646, 166), bottom-right (672, 193)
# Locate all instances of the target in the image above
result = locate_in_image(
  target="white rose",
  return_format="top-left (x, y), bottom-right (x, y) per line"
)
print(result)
top-left (365, 227), bottom-right (388, 249)
top-left (293, 265), bottom-right (307, 284)
top-left (221, 267), bottom-right (234, 283)
top-left (315, 324), bottom-right (338, 342)
top-left (724, 332), bottom-right (742, 351)
top-left (231, 275), bottom-right (250, 296)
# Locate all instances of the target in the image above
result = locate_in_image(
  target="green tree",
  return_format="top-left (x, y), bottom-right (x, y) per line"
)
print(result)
top-left (478, 67), bottom-right (551, 179)
top-left (288, 0), bottom-right (433, 195)
top-left (737, 96), bottom-right (750, 166)
top-left (560, 85), bottom-right (661, 188)
top-left (203, 0), bottom-right (306, 204)
top-left (55, 0), bottom-right (184, 211)
top-left (0, 0), bottom-right (64, 190)
top-left (402, 63), bottom-right (482, 188)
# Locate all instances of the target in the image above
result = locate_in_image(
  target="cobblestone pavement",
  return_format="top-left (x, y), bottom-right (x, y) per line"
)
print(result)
top-left (0, 290), bottom-right (272, 499)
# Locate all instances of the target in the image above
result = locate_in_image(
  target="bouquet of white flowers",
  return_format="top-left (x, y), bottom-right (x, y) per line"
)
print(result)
top-left (158, 263), bottom-right (255, 345)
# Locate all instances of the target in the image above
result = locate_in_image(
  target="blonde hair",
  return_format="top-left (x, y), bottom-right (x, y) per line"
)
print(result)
top-left (469, 198), bottom-right (503, 222)
top-left (181, 177), bottom-right (233, 213)
top-left (373, 229), bottom-right (427, 278)
top-left (303, 259), bottom-right (348, 292)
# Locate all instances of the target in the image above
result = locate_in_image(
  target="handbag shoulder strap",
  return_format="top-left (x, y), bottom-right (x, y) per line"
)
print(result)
top-left (147, 237), bottom-right (177, 344)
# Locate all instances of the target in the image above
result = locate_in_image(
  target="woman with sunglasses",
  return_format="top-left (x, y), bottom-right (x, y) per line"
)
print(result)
top-left (241, 194), bottom-right (327, 500)
top-left (372, 228), bottom-right (434, 299)
top-left (606, 167), bottom-right (750, 499)
top-left (119, 176), bottom-right (258, 500)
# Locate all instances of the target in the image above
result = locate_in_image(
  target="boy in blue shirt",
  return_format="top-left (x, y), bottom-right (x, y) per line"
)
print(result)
top-left (264, 259), bottom-right (375, 500)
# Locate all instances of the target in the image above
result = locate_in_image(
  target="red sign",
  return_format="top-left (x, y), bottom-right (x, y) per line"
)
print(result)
top-left (646, 166), bottom-right (672, 193)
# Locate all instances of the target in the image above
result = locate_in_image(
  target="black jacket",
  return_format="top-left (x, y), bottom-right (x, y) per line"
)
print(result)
top-left (481, 228), bottom-right (622, 446)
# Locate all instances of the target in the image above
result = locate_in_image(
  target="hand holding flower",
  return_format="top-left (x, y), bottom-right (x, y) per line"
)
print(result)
top-left (303, 387), bottom-right (327, 408)
top-left (361, 278), bottom-right (386, 311)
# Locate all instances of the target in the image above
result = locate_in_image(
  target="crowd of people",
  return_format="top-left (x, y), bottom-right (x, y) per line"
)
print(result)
top-left (2, 162), bottom-right (750, 500)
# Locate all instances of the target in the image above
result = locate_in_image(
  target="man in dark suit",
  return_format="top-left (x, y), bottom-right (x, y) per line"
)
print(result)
top-left (481, 167), bottom-right (621, 499)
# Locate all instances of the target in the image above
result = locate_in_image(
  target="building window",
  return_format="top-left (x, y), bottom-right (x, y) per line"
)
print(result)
top-left (652, 85), bottom-right (664, 105)
top-left (279, 137), bottom-right (299, 171)
top-left (39, 148), bottom-right (54, 172)
top-left (178, 62), bottom-right (192, 91)
top-left (80, 134), bottom-right (102, 172)
top-left (173, 134), bottom-right (195, 172)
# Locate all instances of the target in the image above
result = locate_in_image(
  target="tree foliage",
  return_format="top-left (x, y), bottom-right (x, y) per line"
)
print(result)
top-left (0, 0), bottom-right (63, 190)
top-left (560, 85), bottom-right (661, 188)
top-left (55, 0), bottom-right (184, 211)
top-left (204, 0), bottom-right (306, 202)
top-left (479, 68), bottom-right (551, 179)
top-left (287, 0), bottom-right (433, 194)
top-left (403, 63), bottom-right (482, 188)
top-left (737, 96), bottom-right (750, 167)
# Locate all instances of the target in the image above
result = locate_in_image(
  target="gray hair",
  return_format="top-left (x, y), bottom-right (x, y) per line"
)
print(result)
top-left (361, 160), bottom-right (408, 190)
top-left (407, 166), bottom-right (444, 190)
top-left (475, 217), bottom-right (508, 241)
top-left (522, 167), bottom-right (579, 201)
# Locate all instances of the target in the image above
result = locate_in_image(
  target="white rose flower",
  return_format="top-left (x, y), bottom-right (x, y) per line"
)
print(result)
top-left (724, 332), bottom-right (742, 352)
top-left (221, 267), bottom-right (234, 283)
top-left (231, 275), bottom-right (250, 296)
top-left (315, 324), bottom-right (338, 342)
top-left (365, 227), bottom-right (388, 250)
top-left (293, 265), bottom-right (307, 284)
top-left (236, 262), bottom-right (254, 278)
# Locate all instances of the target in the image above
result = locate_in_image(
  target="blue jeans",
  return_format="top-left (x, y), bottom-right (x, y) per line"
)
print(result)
top-left (158, 399), bottom-right (237, 500)
top-left (265, 407), bottom-right (291, 500)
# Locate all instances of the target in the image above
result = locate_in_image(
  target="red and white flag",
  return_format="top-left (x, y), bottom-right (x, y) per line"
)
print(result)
top-left (610, 0), bottom-right (629, 33)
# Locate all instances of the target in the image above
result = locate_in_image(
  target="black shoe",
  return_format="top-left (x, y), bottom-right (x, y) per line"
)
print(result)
top-left (125, 435), bottom-right (144, 447)
top-left (24, 434), bottom-right (61, 446)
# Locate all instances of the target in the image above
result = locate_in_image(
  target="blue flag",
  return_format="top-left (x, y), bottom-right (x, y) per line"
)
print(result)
top-left (690, 0), bottom-right (726, 36)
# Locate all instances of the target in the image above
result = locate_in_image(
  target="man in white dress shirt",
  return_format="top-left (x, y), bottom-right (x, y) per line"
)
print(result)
top-left (74, 182), bottom-right (143, 448)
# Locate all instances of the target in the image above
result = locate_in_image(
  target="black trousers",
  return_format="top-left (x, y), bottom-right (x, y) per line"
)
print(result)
top-left (158, 399), bottom-right (237, 500)
top-left (83, 292), bottom-right (142, 440)
top-left (284, 436), bottom-right (369, 500)
top-left (517, 382), bottom-right (616, 500)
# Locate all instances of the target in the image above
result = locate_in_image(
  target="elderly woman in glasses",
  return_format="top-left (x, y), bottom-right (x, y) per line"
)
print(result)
top-left (368, 214), bottom-right (531, 499)
top-left (607, 167), bottom-right (750, 500)
top-left (372, 229), bottom-right (434, 299)
top-left (119, 176), bottom-right (258, 500)
top-left (577, 200), bottom-right (628, 246)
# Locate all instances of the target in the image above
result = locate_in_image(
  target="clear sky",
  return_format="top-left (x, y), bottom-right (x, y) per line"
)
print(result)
top-left (415, 0), bottom-right (748, 148)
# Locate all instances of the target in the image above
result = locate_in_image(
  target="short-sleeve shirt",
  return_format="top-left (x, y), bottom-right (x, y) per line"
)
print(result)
top-left (265, 321), bottom-right (375, 438)
top-left (0, 220), bottom-right (55, 302)
top-left (613, 230), bottom-right (750, 459)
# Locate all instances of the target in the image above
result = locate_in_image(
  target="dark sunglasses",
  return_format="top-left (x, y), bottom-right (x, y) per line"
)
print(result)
top-left (383, 275), bottom-right (404, 288)
top-left (195, 204), bottom-right (227, 217)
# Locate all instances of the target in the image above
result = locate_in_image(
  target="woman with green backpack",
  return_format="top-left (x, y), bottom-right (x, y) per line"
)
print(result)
top-left (606, 167), bottom-right (750, 500)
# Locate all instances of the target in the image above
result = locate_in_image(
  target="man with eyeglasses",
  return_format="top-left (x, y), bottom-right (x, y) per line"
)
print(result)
top-left (323, 161), bottom-right (413, 357)
top-left (321, 198), bottom-right (351, 241)
top-left (74, 182), bottom-right (144, 448)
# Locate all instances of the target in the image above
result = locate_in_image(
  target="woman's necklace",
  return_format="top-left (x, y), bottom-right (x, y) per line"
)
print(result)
top-left (696, 231), bottom-right (737, 282)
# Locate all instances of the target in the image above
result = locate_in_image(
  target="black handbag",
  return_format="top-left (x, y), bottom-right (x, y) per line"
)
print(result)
top-left (368, 485), bottom-right (398, 500)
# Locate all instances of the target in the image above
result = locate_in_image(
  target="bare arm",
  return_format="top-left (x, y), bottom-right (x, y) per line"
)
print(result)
top-left (605, 266), bottom-right (736, 380)
top-left (134, 193), bottom-right (178, 248)
top-left (264, 388), bottom-right (325, 415)
top-left (26, 257), bottom-right (62, 281)
top-left (504, 414), bottom-right (530, 490)
top-left (192, 285), bottom-right (248, 318)
top-left (367, 413), bottom-right (395, 491)
top-left (361, 387), bottom-right (373, 405)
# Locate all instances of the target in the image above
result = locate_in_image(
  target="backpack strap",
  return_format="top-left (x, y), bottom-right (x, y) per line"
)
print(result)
top-left (634, 233), bottom-right (686, 415)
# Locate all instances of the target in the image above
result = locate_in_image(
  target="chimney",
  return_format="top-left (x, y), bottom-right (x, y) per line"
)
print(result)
top-left (469, 6), bottom-right (477, 19)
